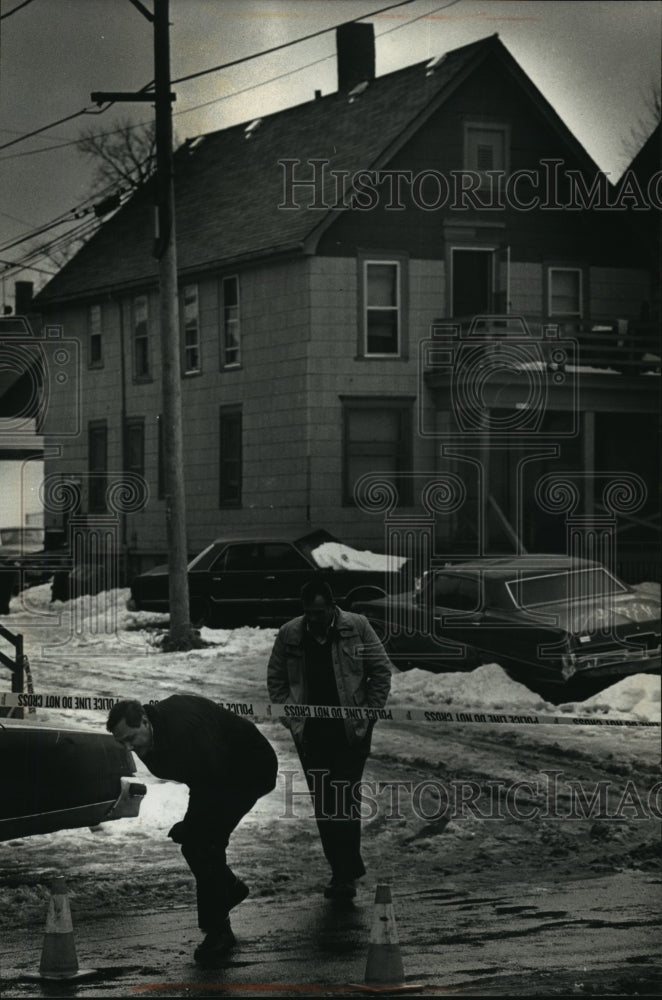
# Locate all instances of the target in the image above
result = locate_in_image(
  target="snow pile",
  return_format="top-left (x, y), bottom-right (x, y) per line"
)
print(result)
top-left (571, 673), bottom-right (660, 721)
top-left (310, 541), bottom-right (408, 572)
top-left (391, 663), bottom-right (555, 713)
top-left (390, 663), bottom-right (660, 723)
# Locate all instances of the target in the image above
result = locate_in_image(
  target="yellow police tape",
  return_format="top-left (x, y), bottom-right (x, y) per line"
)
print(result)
top-left (1, 690), bottom-right (659, 727)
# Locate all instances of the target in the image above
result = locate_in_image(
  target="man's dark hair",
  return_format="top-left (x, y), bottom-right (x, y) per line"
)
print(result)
top-left (107, 698), bottom-right (145, 732)
top-left (300, 580), bottom-right (335, 607)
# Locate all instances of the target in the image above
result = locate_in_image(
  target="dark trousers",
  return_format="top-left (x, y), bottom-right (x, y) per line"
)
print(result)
top-left (176, 787), bottom-right (260, 933)
top-left (297, 721), bottom-right (371, 883)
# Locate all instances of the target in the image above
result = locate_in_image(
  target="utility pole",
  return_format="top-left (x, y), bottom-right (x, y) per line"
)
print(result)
top-left (92, 0), bottom-right (196, 649)
top-left (152, 0), bottom-right (193, 648)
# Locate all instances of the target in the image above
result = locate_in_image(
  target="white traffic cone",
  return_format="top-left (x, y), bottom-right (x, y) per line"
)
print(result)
top-left (31, 876), bottom-right (96, 981)
top-left (365, 883), bottom-right (405, 986)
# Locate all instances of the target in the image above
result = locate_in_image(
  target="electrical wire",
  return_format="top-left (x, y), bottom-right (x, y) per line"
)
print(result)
top-left (0, 256), bottom-right (58, 278)
top-left (0, 0), bottom-right (462, 164)
top-left (0, 0), bottom-right (37, 21)
top-left (170, 0), bottom-right (420, 86)
top-left (2, 0), bottom-right (463, 267)
top-left (0, 0), bottom-right (422, 153)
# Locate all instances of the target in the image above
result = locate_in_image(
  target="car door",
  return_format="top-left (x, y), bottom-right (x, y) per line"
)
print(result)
top-left (257, 543), bottom-right (315, 623)
top-left (208, 543), bottom-right (263, 624)
top-left (430, 574), bottom-right (482, 668)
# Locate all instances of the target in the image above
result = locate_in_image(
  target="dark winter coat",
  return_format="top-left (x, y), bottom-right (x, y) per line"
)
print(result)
top-left (267, 609), bottom-right (392, 746)
top-left (142, 694), bottom-right (277, 796)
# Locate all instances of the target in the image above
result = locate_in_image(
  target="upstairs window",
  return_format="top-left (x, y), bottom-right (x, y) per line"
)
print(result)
top-left (182, 284), bottom-right (201, 375)
top-left (88, 304), bottom-right (103, 367)
top-left (548, 267), bottom-right (583, 318)
top-left (221, 276), bottom-right (240, 368)
top-left (133, 294), bottom-right (150, 379)
top-left (364, 261), bottom-right (401, 356)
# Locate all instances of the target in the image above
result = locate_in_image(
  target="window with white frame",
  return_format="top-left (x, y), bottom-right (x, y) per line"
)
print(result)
top-left (364, 261), bottom-right (400, 355)
top-left (133, 294), bottom-right (150, 378)
top-left (221, 276), bottom-right (240, 368)
top-left (182, 284), bottom-right (201, 374)
top-left (464, 123), bottom-right (508, 185)
top-left (88, 304), bottom-right (103, 367)
top-left (548, 267), bottom-right (582, 317)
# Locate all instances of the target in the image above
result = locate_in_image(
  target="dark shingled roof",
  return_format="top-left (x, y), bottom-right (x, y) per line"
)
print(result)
top-left (35, 33), bottom-right (598, 306)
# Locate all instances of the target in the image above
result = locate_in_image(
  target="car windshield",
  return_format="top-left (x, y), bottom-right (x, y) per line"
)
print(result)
top-left (507, 568), bottom-right (628, 608)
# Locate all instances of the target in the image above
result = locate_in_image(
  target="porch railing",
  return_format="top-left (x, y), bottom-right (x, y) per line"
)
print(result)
top-left (427, 315), bottom-right (660, 376)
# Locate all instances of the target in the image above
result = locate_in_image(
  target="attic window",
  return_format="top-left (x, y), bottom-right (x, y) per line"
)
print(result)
top-left (348, 81), bottom-right (369, 103)
top-left (244, 118), bottom-right (263, 138)
top-left (425, 54), bottom-right (447, 76)
top-left (476, 144), bottom-right (494, 170)
top-left (464, 122), bottom-right (509, 186)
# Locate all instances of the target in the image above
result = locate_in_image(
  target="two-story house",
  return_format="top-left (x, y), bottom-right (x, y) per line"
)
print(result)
top-left (32, 25), bottom-right (660, 584)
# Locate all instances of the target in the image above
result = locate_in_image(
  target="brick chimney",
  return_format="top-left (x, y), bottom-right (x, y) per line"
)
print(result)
top-left (336, 22), bottom-right (375, 93)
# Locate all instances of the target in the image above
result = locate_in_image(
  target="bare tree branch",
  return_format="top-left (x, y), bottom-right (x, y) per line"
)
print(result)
top-left (75, 117), bottom-right (158, 195)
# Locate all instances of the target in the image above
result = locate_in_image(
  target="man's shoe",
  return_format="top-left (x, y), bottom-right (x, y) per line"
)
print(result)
top-left (324, 880), bottom-right (357, 900)
top-left (194, 920), bottom-right (236, 967)
top-left (227, 878), bottom-right (249, 910)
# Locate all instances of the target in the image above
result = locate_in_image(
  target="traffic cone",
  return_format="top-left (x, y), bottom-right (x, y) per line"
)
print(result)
top-left (365, 883), bottom-right (405, 986)
top-left (358, 883), bottom-right (421, 992)
top-left (29, 876), bottom-right (97, 980)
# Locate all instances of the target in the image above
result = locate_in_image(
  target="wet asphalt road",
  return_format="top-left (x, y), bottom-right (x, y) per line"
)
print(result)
top-left (1, 870), bottom-right (661, 997)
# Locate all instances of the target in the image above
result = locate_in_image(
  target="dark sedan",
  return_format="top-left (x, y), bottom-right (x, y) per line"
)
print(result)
top-left (351, 555), bottom-right (661, 698)
top-left (129, 527), bottom-right (409, 627)
top-left (0, 719), bottom-right (146, 841)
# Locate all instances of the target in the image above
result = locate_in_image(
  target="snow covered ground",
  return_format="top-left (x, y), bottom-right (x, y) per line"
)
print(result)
top-left (1, 582), bottom-right (660, 932)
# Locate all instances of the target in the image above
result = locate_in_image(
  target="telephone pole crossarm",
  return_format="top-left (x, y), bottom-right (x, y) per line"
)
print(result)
top-left (90, 91), bottom-right (175, 105)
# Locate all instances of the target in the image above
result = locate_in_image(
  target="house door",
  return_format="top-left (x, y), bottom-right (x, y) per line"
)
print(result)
top-left (451, 248), bottom-right (493, 317)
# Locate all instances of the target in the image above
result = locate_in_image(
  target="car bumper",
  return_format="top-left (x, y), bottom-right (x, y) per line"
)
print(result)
top-left (0, 779), bottom-right (146, 842)
top-left (561, 646), bottom-right (661, 680)
top-left (102, 776), bottom-right (147, 822)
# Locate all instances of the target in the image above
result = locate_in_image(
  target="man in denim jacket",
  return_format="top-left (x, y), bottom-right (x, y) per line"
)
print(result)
top-left (267, 580), bottom-right (392, 899)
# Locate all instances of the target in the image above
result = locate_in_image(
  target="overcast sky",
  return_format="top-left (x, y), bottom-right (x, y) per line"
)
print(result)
top-left (1, 0), bottom-right (660, 307)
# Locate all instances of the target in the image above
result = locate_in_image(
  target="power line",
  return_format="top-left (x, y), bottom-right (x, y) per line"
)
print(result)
top-left (0, 215), bottom-right (103, 277)
top-left (0, 106), bottom-right (108, 153)
top-left (0, 0), bottom-right (421, 153)
top-left (0, 0), bottom-right (460, 164)
top-left (378, 0), bottom-right (464, 37)
top-left (1, 0), bottom-right (463, 257)
top-left (0, 0), bottom-right (37, 20)
top-left (171, 0), bottom-right (420, 86)
top-left (0, 256), bottom-right (58, 278)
